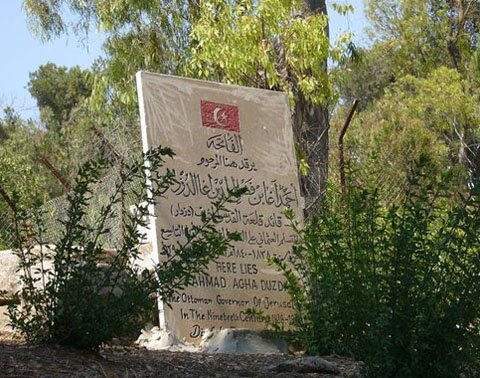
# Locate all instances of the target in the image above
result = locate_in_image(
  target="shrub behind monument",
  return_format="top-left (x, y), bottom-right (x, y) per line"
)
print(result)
top-left (274, 159), bottom-right (480, 377)
top-left (5, 146), bottom-right (243, 350)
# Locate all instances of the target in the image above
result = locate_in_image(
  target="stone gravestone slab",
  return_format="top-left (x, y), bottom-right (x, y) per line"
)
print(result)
top-left (136, 72), bottom-right (303, 342)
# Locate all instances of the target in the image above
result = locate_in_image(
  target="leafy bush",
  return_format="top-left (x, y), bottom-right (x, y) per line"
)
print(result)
top-left (6, 146), bottom-right (242, 350)
top-left (275, 160), bottom-right (480, 377)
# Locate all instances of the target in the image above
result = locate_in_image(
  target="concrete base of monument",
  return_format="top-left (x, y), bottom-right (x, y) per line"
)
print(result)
top-left (136, 326), bottom-right (197, 352)
top-left (200, 328), bottom-right (288, 354)
top-left (136, 326), bottom-right (288, 355)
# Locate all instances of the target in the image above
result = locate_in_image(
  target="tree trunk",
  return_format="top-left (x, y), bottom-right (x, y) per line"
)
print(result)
top-left (297, 0), bottom-right (330, 218)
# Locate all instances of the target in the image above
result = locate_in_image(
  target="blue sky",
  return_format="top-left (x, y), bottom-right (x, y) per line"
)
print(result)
top-left (0, 1), bottom-right (368, 121)
top-left (0, 1), bottom-right (104, 119)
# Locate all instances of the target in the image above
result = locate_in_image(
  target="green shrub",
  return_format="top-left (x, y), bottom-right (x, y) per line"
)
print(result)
top-left (6, 146), bottom-right (243, 350)
top-left (274, 160), bottom-right (480, 377)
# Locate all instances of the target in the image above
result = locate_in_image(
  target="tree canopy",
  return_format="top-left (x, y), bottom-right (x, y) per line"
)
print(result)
top-left (8, 0), bottom-right (478, 209)
top-left (28, 63), bottom-right (93, 131)
top-left (333, 0), bottom-right (480, 196)
top-left (22, 0), bottom-right (358, 215)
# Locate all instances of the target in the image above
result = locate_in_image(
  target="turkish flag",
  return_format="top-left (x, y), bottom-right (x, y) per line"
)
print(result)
top-left (201, 100), bottom-right (240, 133)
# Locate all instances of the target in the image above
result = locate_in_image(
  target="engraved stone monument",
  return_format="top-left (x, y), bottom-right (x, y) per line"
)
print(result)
top-left (136, 72), bottom-right (303, 342)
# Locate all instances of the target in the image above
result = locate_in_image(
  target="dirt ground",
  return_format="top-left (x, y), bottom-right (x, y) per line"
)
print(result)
top-left (0, 329), bottom-right (362, 378)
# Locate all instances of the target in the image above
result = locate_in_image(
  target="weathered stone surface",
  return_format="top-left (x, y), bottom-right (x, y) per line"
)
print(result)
top-left (137, 72), bottom-right (303, 343)
top-left (131, 242), bottom-right (154, 272)
top-left (0, 247), bottom-right (55, 297)
top-left (0, 250), bottom-right (20, 297)
top-left (265, 356), bottom-right (341, 374)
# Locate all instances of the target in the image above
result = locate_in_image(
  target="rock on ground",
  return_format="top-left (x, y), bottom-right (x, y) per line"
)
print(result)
top-left (0, 247), bottom-right (58, 305)
top-left (265, 356), bottom-right (341, 374)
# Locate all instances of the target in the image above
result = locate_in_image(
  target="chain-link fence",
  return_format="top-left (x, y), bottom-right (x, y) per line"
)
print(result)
top-left (328, 139), bottom-right (411, 204)
top-left (37, 172), bottom-right (138, 250)
top-left (0, 110), bottom-right (426, 251)
top-left (0, 221), bottom-right (13, 250)
top-left (0, 122), bottom-right (142, 250)
top-left (326, 101), bottom-right (413, 206)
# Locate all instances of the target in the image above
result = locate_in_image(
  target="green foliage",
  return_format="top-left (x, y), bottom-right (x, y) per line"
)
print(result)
top-left (274, 161), bottom-right (480, 377)
top-left (0, 107), bottom-right (21, 142)
top-left (363, 0), bottom-right (480, 78)
top-left (0, 110), bottom-right (56, 207)
top-left (28, 63), bottom-right (93, 131)
top-left (22, 0), bottom-right (353, 206)
top-left (188, 0), bottom-right (354, 209)
top-left (340, 66), bottom-right (478, 196)
top-left (23, 0), bottom-right (199, 111)
top-left (0, 99), bottom-right (142, 220)
top-left (188, 0), bottom-right (351, 105)
top-left (6, 146), bottom-right (243, 350)
top-left (22, 0), bottom-right (351, 113)
top-left (331, 3), bottom-right (354, 16)
top-left (333, 0), bottom-right (480, 202)
top-left (0, 101), bottom-right (143, 250)
top-left (365, 1), bottom-right (449, 73)
top-left (336, 1), bottom-right (480, 113)
top-left (335, 44), bottom-right (396, 107)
